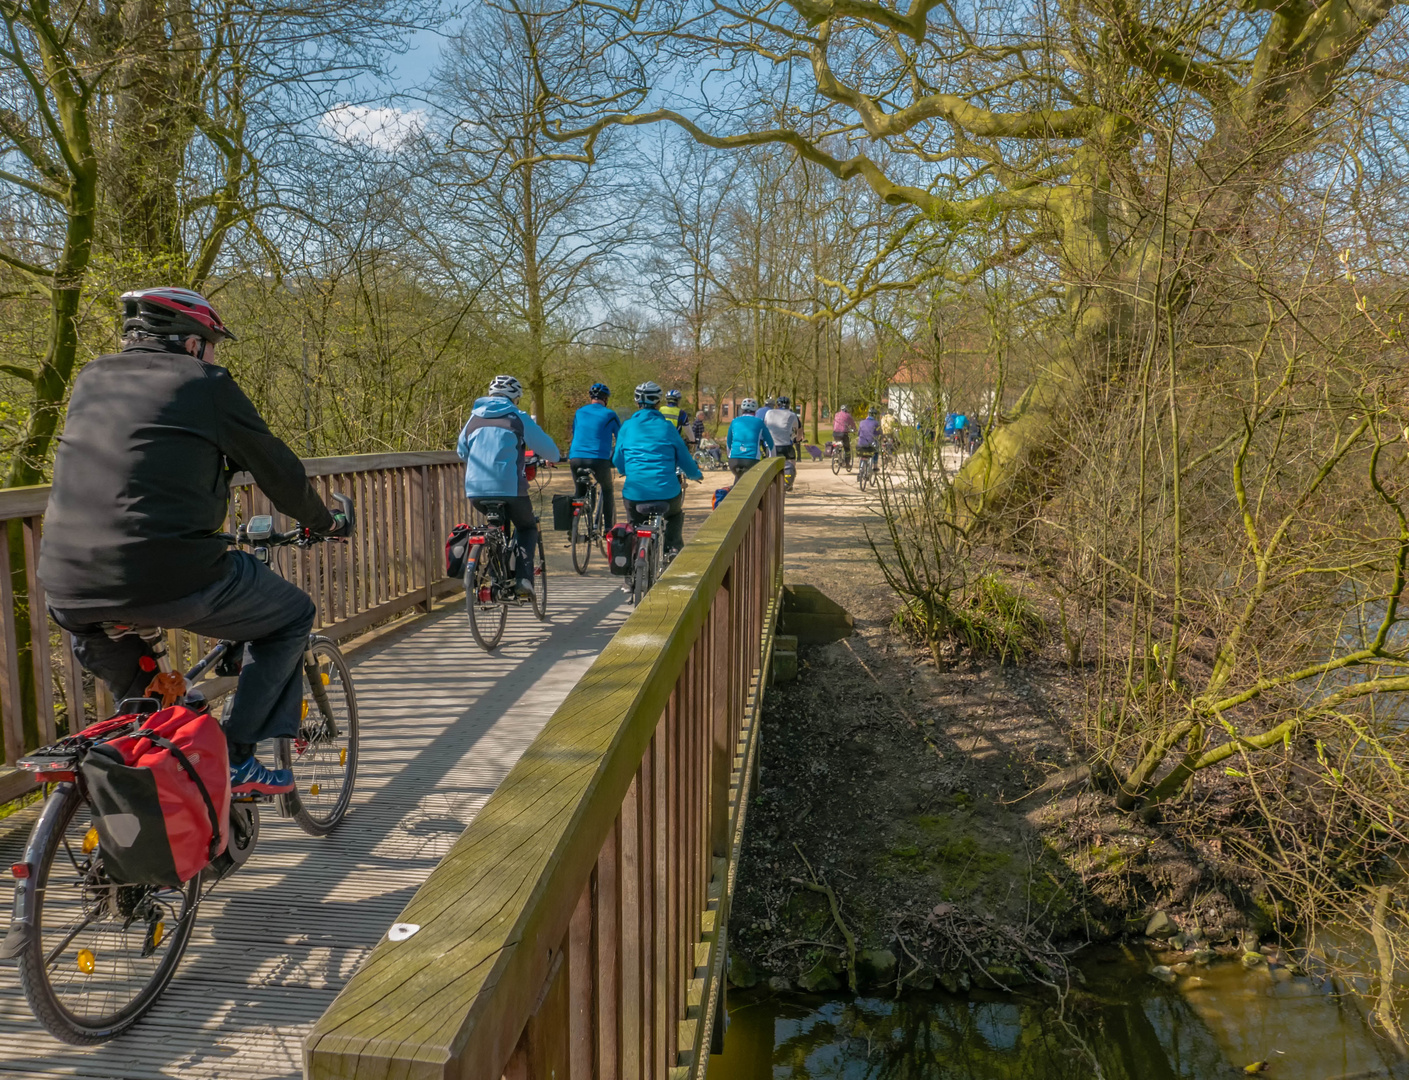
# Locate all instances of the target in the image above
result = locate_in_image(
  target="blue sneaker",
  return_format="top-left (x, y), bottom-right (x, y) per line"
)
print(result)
top-left (230, 756), bottom-right (294, 796)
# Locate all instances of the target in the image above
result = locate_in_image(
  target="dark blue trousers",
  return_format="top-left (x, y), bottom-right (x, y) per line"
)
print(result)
top-left (50, 551), bottom-right (316, 764)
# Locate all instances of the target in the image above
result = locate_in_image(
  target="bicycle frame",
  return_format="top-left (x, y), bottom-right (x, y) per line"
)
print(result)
top-left (465, 523), bottom-right (513, 602)
top-left (571, 470), bottom-right (602, 536)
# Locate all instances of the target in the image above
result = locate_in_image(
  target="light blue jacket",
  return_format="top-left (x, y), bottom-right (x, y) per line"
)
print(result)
top-left (457, 396), bottom-right (560, 498)
top-left (613, 407), bottom-right (703, 502)
top-left (727, 415), bottom-right (774, 460)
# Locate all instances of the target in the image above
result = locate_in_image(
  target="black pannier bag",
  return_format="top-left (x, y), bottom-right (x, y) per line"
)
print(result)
top-left (551, 493), bottom-right (575, 532)
top-left (446, 523), bottom-right (474, 579)
top-left (606, 523), bottom-right (635, 576)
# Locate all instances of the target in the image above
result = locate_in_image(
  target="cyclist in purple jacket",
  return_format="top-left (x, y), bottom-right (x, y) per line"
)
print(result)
top-left (857, 409), bottom-right (881, 450)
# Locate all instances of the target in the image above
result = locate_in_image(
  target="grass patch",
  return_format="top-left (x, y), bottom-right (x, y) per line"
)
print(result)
top-left (894, 572), bottom-right (1046, 664)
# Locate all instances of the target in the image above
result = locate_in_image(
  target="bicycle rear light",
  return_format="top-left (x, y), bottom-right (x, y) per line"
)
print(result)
top-left (468, 536), bottom-right (485, 545)
top-left (478, 586), bottom-right (491, 603)
top-left (636, 529), bottom-right (653, 537)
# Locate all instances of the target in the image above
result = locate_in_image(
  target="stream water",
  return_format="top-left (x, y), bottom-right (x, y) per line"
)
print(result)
top-left (712, 949), bottom-right (1409, 1079)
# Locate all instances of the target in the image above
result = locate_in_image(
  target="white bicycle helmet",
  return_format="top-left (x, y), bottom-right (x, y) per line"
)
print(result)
top-left (740, 398), bottom-right (759, 414)
top-left (635, 381), bottom-right (663, 407)
top-left (488, 374), bottom-right (523, 402)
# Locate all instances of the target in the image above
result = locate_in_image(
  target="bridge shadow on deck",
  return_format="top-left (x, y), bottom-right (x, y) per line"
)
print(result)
top-left (0, 577), bottom-right (630, 1080)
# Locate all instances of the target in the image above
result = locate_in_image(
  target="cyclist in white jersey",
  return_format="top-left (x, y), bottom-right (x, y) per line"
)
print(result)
top-left (765, 396), bottom-right (801, 487)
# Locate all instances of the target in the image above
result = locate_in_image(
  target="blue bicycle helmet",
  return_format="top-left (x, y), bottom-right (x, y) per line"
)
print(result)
top-left (590, 382), bottom-right (610, 400)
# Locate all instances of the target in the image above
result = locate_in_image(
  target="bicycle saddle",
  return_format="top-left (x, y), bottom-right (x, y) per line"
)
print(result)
top-left (573, 467), bottom-right (596, 481)
top-left (476, 501), bottom-right (508, 524)
top-left (634, 501), bottom-right (671, 515)
top-left (100, 622), bottom-right (162, 641)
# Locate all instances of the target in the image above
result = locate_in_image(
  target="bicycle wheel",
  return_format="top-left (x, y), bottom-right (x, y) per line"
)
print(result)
top-left (570, 503), bottom-right (592, 575)
top-left (466, 549), bottom-right (507, 650)
top-left (831, 451), bottom-right (842, 475)
top-left (630, 539), bottom-right (649, 604)
top-left (14, 784), bottom-right (200, 1044)
top-left (277, 637), bottom-right (358, 836)
top-left (532, 531), bottom-right (548, 620)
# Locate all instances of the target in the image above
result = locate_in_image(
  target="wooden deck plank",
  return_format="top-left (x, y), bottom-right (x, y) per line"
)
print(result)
top-left (0, 577), bottom-right (631, 1080)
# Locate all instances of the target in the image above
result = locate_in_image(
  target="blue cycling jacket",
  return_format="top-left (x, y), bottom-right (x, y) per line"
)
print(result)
top-left (457, 396), bottom-right (560, 498)
top-left (568, 401), bottom-right (621, 459)
top-left (613, 407), bottom-right (703, 502)
top-left (727, 415), bottom-right (774, 460)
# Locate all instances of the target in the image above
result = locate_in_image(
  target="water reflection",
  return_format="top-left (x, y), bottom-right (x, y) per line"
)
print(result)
top-left (713, 954), bottom-right (1409, 1080)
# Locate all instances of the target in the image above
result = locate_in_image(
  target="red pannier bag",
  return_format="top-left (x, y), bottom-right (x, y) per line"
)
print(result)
top-left (77, 706), bottom-right (230, 886)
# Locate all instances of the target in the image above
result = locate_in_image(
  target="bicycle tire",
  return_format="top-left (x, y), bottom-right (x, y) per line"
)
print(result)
top-left (631, 539), bottom-right (649, 604)
top-left (466, 549), bottom-right (507, 650)
top-left (570, 503), bottom-right (591, 575)
top-left (15, 784), bottom-right (200, 1044)
top-left (277, 637), bottom-right (358, 836)
top-left (831, 452), bottom-right (842, 475)
top-left (532, 532), bottom-right (548, 620)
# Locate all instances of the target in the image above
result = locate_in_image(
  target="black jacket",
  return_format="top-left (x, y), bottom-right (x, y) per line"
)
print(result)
top-left (39, 342), bottom-right (333, 607)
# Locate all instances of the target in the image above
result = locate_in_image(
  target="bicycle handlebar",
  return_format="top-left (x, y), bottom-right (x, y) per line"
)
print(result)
top-left (219, 492), bottom-right (355, 549)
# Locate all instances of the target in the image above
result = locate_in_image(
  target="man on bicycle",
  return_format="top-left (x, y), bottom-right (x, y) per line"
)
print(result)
top-left (38, 287), bottom-right (351, 797)
top-left (726, 399), bottom-right (774, 480)
top-left (832, 404), bottom-right (856, 467)
top-left (458, 375), bottom-right (560, 601)
top-left (612, 382), bottom-right (702, 559)
top-left (568, 382), bottom-right (621, 527)
top-left (660, 390), bottom-right (690, 437)
top-left (764, 395), bottom-right (801, 481)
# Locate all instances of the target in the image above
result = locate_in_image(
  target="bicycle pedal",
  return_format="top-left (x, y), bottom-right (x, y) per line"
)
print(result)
top-left (232, 793), bottom-right (276, 804)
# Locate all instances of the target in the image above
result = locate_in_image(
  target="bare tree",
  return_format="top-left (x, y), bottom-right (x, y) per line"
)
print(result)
top-left (433, 0), bottom-right (635, 420)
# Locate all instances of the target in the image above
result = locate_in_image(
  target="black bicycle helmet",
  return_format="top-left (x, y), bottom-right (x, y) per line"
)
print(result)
top-left (777, 395), bottom-right (791, 408)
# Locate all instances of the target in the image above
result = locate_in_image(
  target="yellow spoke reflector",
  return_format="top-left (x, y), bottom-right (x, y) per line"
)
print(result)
top-left (309, 783), bottom-right (321, 796)
top-left (321, 672), bottom-right (330, 685)
top-left (76, 949), bottom-right (95, 974)
top-left (151, 922), bottom-right (164, 949)
top-left (82, 827), bottom-right (99, 854)
top-left (339, 747), bottom-right (347, 766)
top-left (301, 700), bottom-right (309, 720)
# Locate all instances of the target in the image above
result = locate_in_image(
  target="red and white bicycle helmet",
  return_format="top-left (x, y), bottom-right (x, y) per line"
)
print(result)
top-left (120, 287), bottom-right (237, 343)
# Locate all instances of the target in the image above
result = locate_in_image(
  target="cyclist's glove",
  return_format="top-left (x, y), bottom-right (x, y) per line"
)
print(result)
top-left (321, 512), bottom-right (353, 539)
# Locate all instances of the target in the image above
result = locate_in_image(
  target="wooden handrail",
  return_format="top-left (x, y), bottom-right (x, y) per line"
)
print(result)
top-left (0, 450), bottom-right (474, 798)
top-left (305, 457), bottom-right (785, 1080)
top-left (0, 451), bottom-right (465, 522)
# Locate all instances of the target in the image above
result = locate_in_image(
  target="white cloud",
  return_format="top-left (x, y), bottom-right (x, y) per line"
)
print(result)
top-left (320, 104), bottom-right (426, 151)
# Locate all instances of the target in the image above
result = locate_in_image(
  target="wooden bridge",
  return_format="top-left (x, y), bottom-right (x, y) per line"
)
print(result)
top-left (0, 451), bottom-right (786, 1080)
